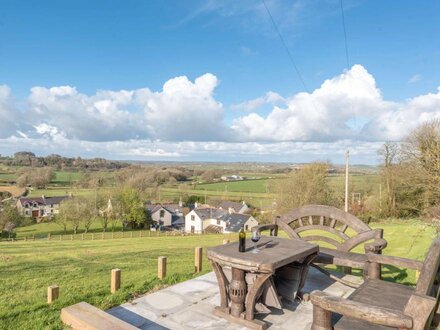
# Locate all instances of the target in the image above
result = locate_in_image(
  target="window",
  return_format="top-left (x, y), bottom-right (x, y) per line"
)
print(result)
top-left (191, 215), bottom-right (195, 221)
top-left (245, 225), bottom-right (249, 231)
top-left (160, 210), bottom-right (165, 218)
top-left (217, 219), bottom-right (221, 225)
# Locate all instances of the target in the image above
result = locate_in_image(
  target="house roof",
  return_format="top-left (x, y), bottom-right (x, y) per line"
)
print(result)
top-left (220, 213), bottom-right (253, 232)
top-left (146, 204), bottom-right (163, 214)
top-left (18, 196), bottom-right (69, 206)
top-left (163, 204), bottom-right (184, 214)
top-left (146, 203), bottom-right (183, 215)
top-left (219, 201), bottom-right (246, 212)
top-left (172, 214), bottom-right (185, 226)
top-left (193, 207), bottom-right (226, 220)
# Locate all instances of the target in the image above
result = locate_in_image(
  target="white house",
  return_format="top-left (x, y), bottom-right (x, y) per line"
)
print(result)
top-left (184, 207), bottom-right (258, 234)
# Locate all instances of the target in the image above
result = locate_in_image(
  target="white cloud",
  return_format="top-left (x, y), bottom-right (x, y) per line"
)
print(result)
top-left (231, 65), bottom-right (440, 144)
top-left (231, 91), bottom-right (285, 112)
top-left (232, 65), bottom-right (394, 142)
top-left (408, 74), bottom-right (422, 84)
top-left (2, 65), bottom-right (440, 163)
top-left (24, 73), bottom-right (227, 142)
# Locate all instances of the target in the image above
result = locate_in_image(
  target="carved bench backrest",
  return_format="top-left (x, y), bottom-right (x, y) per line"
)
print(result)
top-left (416, 238), bottom-right (440, 299)
top-left (277, 205), bottom-right (382, 252)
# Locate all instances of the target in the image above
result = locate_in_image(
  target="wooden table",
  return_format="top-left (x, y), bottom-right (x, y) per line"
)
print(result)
top-left (207, 236), bottom-right (318, 330)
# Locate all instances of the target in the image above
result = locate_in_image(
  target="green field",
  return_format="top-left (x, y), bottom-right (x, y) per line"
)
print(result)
top-left (197, 178), bottom-right (274, 193)
top-left (14, 220), bottom-right (126, 238)
top-left (27, 187), bottom-right (94, 198)
top-left (0, 220), bottom-right (436, 329)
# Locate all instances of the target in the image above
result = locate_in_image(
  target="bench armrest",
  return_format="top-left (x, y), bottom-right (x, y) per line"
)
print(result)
top-left (366, 254), bottom-right (424, 271)
top-left (252, 224), bottom-right (278, 236)
top-left (310, 291), bottom-right (413, 329)
top-left (364, 238), bottom-right (387, 253)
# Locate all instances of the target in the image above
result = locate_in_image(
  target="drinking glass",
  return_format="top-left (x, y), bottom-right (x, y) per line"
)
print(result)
top-left (251, 230), bottom-right (261, 254)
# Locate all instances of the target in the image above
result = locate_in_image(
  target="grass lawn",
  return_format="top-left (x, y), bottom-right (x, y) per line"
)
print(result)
top-left (14, 220), bottom-right (127, 238)
top-left (27, 187), bottom-right (94, 198)
top-left (197, 179), bottom-right (273, 193)
top-left (0, 220), bottom-right (436, 329)
top-left (0, 234), bottom-right (230, 330)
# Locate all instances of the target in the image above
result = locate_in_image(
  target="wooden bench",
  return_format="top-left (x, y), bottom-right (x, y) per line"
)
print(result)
top-left (310, 238), bottom-right (440, 330)
top-left (61, 302), bottom-right (137, 330)
top-left (254, 205), bottom-right (387, 279)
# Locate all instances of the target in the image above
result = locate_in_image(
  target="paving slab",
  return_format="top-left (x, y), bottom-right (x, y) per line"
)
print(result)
top-left (106, 267), bottom-right (359, 329)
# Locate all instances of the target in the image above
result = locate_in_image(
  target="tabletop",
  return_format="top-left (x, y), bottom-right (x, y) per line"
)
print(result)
top-left (207, 236), bottom-right (318, 273)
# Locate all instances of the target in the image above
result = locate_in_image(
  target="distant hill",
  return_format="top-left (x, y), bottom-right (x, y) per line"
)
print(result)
top-left (0, 152), bottom-right (129, 170)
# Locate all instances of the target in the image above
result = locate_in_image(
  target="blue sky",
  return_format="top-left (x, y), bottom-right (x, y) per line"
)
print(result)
top-left (1, 0), bottom-right (440, 164)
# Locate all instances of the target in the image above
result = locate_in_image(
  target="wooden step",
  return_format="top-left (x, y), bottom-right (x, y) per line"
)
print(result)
top-left (61, 302), bottom-right (138, 330)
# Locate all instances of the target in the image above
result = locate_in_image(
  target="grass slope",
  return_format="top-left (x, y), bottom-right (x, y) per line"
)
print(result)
top-left (0, 221), bottom-right (437, 329)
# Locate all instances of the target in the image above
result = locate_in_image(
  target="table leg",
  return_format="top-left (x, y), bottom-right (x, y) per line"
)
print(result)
top-left (229, 268), bottom-right (246, 317)
top-left (210, 261), bottom-right (229, 309)
top-left (245, 273), bottom-right (272, 320)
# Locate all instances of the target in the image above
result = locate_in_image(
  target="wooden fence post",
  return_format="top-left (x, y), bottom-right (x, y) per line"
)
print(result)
top-left (122, 232), bottom-right (124, 238)
top-left (32, 234), bottom-right (35, 241)
top-left (60, 235), bottom-right (62, 241)
top-left (130, 232), bottom-right (133, 238)
top-left (48, 233), bottom-right (51, 241)
top-left (102, 233), bottom-right (104, 240)
top-left (149, 231), bottom-right (151, 237)
top-left (81, 233), bottom-right (84, 240)
top-left (111, 269), bottom-right (121, 293)
top-left (223, 239), bottom-right (230, 245)
top-left (47, 285), bottom-right (59, 304)
top-left (158, 256), bottom-right (167, 279)
top-left (195, 247), bottom-right (202, 273)
top-left (112, 232), bottom-right (114, 239)
top-left (71, 235), bottom-right (73, 241)
top-left (24, 236), bottom-right (27, 242)
top-left (140, 231), bottom-right (143, 237)
top-left (91, 233), bottom-right (94, 240)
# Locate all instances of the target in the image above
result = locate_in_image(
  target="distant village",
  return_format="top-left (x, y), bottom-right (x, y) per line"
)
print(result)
top-left (10, 194), bottom-right (259, 234)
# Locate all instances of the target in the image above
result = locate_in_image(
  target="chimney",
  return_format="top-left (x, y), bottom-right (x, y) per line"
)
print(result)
top-left (195, 202), bottom-right (198, 209)
top-left (179, 197), bottom-right (183, 208)
top-left (42, 195), bottom-right (45, 200)
top-left (242, 201), bottom-right (246, 205)
top-left (228, 207), bottom-right (233, 214)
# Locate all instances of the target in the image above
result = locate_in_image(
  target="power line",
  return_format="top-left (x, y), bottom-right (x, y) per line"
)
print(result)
top-left (261, 0), bottom-right (309, 93)
top-left (340, 0), bottom-right (350, 69)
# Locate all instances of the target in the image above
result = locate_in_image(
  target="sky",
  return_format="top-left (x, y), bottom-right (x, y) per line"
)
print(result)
top-left (0, 0), bottom-right (440, 164)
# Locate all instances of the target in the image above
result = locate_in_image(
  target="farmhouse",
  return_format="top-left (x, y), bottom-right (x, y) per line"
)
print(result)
top-left (218, 200), bottom-right (249, 214)
top-left (146, 202), bottom-right (185, 228)
top-left (16, 195), bottom-right (70, 219)
top-left (184, 206), bottom-right (258, 234)
top-left (220, 174), bottom-right (244, 181)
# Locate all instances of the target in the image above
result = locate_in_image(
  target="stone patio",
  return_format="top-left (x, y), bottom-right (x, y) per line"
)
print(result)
top-left (107, 267), bottom-right (362, 330)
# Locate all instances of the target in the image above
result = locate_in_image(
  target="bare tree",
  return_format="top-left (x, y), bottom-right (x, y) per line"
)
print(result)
top-left (275, 162), bottom-right (337, 213)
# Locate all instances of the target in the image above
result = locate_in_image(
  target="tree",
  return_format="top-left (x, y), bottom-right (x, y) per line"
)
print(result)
top-left (401, 119), bottom-right (440, 206)
top-left (57, 198), bottom-right (80, 234)
top-left (378, 142), bottom-right (399, 216)
top-left (80, 198), bottom-right (96, 233)
top-left (377, 119), bottom-right (440, 218)
top-left (16, 167), bottom-right (55, 188)
top-left (275, 162), bottom-right (337, 213)
top-left (114, 187), bottom-right (147, 230)
top-left (0, 204), bottom-right (24, 239)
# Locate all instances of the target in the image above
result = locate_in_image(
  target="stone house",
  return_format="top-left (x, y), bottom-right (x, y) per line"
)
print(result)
top-left (16, 195), bottom-right (70, 219)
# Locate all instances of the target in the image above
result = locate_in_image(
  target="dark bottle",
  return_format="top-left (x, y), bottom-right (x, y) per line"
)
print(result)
top-left (239, 226), bottom-right (246, 252)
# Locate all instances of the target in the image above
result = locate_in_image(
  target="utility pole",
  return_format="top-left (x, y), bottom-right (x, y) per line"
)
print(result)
top-left (345, 149), bottom-right (349, 212)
